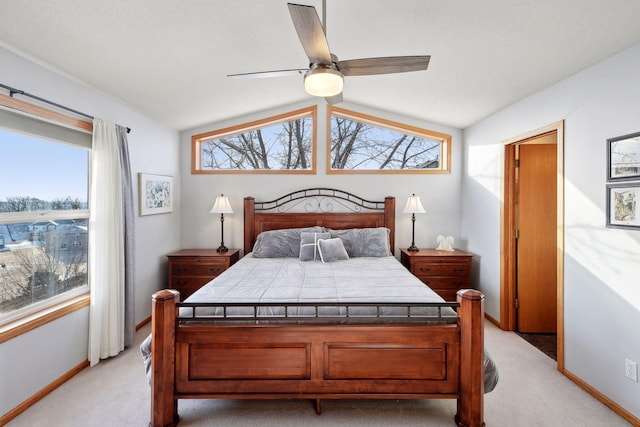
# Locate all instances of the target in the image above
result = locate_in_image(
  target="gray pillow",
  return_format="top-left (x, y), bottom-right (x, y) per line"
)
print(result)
top-left (299, 231), bottom-right (331, 261)
top-left (317, 238), bottom-right (350, 263)
top-left (327, 227), bottom-right (392, 257)
top-left (252, 226), bottom-right (324, 258)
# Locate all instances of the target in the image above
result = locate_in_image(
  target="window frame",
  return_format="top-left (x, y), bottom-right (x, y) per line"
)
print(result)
top-left (191, 105), bottom-right (317, 174)
top-left (327, 106), bottom-right (452, 174)
top-left (0, 93), bottom-right (92, 342)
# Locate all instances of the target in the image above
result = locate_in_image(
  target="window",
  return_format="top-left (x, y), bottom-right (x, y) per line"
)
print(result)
top-left (0, 128), bottom-right (90, 326)
top-left (192, 106), bottom-right (317, 174)
top-left (327, 106), bottom-right (451, 174)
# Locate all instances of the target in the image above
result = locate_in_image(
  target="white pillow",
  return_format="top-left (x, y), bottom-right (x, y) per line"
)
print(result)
top-left (317, 238), bottom-right (350, 263)
top-left (299, 231), bottom-right (331, 261)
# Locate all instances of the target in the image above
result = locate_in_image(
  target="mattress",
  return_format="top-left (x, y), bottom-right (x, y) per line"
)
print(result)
top-left (181, 254), bottom-right (456, 321)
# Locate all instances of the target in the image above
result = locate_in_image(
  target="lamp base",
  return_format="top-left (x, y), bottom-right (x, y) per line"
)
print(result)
top-left (216, 245), bottom-right (228, 253)
top-left (407, 245), bottom-right (419, 252)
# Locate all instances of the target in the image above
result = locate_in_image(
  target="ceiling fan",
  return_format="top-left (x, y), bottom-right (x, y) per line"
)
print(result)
top-left (228, 2), bottom-right (430, 104)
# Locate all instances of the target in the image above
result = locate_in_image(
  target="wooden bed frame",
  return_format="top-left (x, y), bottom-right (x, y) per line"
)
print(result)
top-left (150, 188), bottom-right (485, 427)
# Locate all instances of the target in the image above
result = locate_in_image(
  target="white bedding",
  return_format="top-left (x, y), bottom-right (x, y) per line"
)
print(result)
top-left (183, 254), bottom-right (453, 320)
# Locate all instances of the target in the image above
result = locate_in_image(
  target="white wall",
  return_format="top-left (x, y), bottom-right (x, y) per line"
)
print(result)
top-left (462, 43), bottom-right (640, 418)
top-left (0, 46), bottom-right (181, 417)
top-left (178, 101), bottom-right (464, 258)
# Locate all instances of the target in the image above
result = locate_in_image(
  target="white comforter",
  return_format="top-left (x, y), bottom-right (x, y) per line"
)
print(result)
top-left (188, 254), bottom-right (444, 303)
top-left (180, 254), bottom-right (455, 322)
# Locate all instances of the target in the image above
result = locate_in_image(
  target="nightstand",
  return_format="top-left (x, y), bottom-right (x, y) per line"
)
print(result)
top-left (166, 249), bottom-right (240, 300)
top-left (400, 248), bottom-right (473, 301)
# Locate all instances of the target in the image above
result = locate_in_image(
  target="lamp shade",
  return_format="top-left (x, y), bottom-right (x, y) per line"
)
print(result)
top-left (210, 194), bottom-right (233, 214)
top-left (402, 194), bottom-right (426, 214)
top-left (304, 65), bottom-right (343, 97)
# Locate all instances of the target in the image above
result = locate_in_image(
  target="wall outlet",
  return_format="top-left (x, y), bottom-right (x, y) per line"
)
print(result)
top-left (625, 359), bottom-right (638, 382)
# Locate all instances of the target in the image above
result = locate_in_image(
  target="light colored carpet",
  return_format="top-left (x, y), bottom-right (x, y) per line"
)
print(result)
top-left (7, 321), bottom-right (631, 427)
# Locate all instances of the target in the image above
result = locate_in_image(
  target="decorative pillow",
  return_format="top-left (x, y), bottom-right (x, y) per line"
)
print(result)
top-left (317, 238), bottom-right (350, 263)
top-left (252, 226), bottom-right (324, 258)
top-left (299, 231), bottom-right (331, 261)
top-left (327, 227), bottom-right (392, 257)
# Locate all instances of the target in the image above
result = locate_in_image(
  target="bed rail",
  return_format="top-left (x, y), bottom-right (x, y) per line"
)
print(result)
top-left (176, 301), bottom-right (460, 324)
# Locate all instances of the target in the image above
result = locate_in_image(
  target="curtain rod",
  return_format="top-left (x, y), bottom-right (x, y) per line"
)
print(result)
top-left (0, 82), bottom-right (131, 134)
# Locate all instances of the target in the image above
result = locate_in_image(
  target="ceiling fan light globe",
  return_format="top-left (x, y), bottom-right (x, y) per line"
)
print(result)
top-left (304, 67), bottom-right (343, 97)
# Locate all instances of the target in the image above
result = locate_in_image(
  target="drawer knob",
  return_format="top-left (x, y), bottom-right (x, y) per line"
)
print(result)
top-left (419, 267), bottom-right (431, 273)
top-left (453, 267), bottom-right (465, 273)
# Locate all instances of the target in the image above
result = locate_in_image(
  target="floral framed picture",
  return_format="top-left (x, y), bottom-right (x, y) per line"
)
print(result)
top-left (138, 173), bottom-right (173, 215)
top-left (606, 182), bottom-right (640, 229)
top-left (607, 131), bottom-right (640, 181)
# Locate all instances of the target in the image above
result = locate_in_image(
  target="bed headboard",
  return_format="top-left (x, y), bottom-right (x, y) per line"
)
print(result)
top-left (243, 188), bottom-right (395, 254)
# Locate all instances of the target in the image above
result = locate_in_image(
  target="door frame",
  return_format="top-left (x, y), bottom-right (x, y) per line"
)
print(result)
top-left (500, 120), bottom-right (565, 369)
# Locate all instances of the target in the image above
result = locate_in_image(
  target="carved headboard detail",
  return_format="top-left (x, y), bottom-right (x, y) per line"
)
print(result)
top-left (243, 188), bottom-right (395, 254)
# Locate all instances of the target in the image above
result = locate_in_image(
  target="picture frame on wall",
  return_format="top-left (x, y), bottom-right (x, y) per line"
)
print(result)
top-left (606, 182), bottom-right (640, 229)
top-left (607, 131), bottom-right (640, 181)
top-left (138, 173), bottom-right (173, 216)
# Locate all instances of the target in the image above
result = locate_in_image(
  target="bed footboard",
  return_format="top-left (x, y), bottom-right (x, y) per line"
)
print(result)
top-left (150, 289), bottom-right (484, 427)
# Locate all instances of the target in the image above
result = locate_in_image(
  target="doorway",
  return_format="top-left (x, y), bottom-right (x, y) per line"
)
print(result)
top-left (501, 121), bottom-right (564, 369)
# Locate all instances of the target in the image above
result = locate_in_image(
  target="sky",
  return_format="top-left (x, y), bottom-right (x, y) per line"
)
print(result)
top-left (0, 128), bottom-right (88, 201)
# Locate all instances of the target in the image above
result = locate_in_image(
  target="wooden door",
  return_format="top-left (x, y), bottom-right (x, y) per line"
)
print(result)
top-left (516, 140), bottom-right (557, 333)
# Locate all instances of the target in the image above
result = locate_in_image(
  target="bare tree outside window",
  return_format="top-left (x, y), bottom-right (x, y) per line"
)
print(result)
top-left (0, 129), bottom-right (89, 322)
top-left (328, 106), bottom-right (451, 174)
top-left (0, 221), bottom-right (88, 313)
top-left (192, 106), bottom-right (317, 174)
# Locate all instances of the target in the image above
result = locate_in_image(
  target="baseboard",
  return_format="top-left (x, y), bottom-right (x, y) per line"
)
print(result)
top-left (484, 313), bottom-right (501, 328)
top-left (485, 312), bottom-right (637, 424)
top-left (563, 368), bottom-right (640, 426)
top-left (136, 315), bottom-right (151, 331)
top-left (0, 359), bottom-right (89, 425)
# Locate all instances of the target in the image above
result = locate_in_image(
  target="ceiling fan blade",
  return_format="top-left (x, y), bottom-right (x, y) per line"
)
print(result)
top-left (325, 92), bottom-right (343, 105)
top-left (287, 3), bottom-right (332, 64)
top-left (228, 69), bottom-right (306, 79)
top-left (337, 56), bottom-right (430, 76)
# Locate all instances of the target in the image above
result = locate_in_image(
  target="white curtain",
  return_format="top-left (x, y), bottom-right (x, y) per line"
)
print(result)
top-left (89, 118), bottom-right (127, 366)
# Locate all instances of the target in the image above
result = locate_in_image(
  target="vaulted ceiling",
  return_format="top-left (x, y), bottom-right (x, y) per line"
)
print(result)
top-left (2, 0), bottom-right (640, 131)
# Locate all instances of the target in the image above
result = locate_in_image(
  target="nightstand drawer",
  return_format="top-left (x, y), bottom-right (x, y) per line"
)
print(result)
top-left (412, 262), bottom-right (470, 277)
top-left (432, 289), bottom-right (458, 302)
top-left (420, 276), bottom-right (470, 289)
top-left (171, 261), bottom-right (227, 277)
top-left (174, 256), bottom-right (227, 265)
top-left (169, 277), bottom-right (213, 297)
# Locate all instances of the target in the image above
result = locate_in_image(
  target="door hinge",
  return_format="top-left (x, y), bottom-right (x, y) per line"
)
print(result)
top-left (514, 159), bottom-right (520, 168)
top-left (515, 299), bottom-right (520, 309)
top-left (514, 229), bottom-right (519, 239)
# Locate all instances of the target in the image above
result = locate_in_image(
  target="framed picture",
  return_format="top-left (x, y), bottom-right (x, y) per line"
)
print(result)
top-left (138, 173), bottom-right (173, 216)
top-left (606, 182), bottom-right (640, 229)
top-left (607, 131), bottom-right (640, 181)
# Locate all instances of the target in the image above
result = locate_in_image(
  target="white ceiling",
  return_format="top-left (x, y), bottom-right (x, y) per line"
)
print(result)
top-left (2, 0), bottom-right (640, 131)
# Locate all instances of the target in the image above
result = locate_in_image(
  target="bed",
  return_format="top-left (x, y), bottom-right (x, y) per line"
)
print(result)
top-left (148, 188), bottom-right (490, 427)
